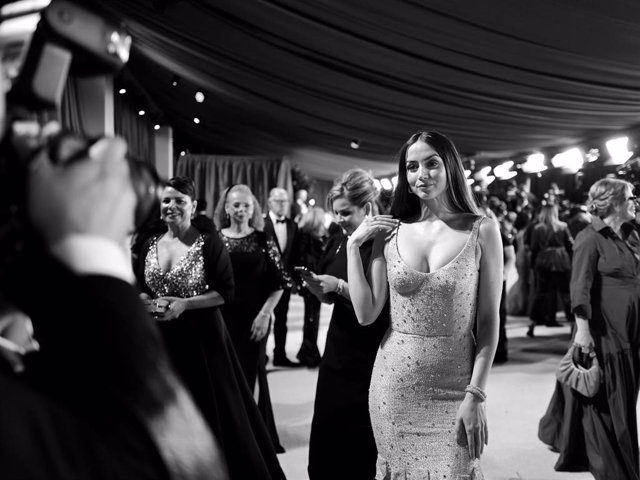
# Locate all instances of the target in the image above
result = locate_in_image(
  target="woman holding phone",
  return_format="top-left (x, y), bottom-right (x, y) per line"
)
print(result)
top-left (303, 168), bottom-right (389, 480)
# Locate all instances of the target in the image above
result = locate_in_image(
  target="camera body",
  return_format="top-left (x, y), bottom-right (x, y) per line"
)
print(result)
top-left (0, 1), bottom-right (160, 285)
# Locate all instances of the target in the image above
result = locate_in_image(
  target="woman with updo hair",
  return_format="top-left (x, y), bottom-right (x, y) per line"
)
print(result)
top-left (303, 168), bottom-right (390, 480)
top-left (539, 177), bottom-right (640, 480)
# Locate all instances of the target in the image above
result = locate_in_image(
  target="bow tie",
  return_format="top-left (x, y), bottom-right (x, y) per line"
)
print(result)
top-left (275, 218), bottom-right (287, 224)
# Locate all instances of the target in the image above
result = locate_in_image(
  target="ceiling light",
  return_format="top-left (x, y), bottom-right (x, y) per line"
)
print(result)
top-left (350, 139), bottom-right (360, 149)
top-left (493, 161), bottom-right (515, 179)
top-left (118, 88), bottom-right (126, 94)
top-left (586, 148), bottom-right (600, 162)
top-left (194, 90), bottom-right (206, 103)
top-left (380, 178), bottom-right (393, 190)
top-left (138, 110), bottom-right (145, 116)
top-left (171, 75), bottom-right (180, 87)
top-left (605, 136), bottom-right (633, 165)
top-left (484, 175), bottom-right (495, 185)
top-left (521, 153), bottom-right (547, 173)
top-left (154, 124), bottom-right (160, 130)
top-left (373, 179), bottom-right (382, 190)
top-left (551, 148), bottom-right (583, 173)
top-left (391, 176), bottom-right (398, 188)
top-left (180, 150), bottom-right (186, 156)
top-left (467, 178), bottom-right (475, 186)
top-left (193, 117), bottom-right (200, 124)
top-left (464, 169), bottom-right (472, 178)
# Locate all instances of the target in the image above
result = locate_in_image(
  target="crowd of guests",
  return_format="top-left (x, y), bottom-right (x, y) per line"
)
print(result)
top-left (4, 122), bottom-right (640, 480)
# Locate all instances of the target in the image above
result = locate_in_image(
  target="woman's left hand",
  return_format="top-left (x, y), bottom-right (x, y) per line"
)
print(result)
top-left (455, 394), bottom-right (488, 460)
top-left (156, 297), bottom-right (187, 321)
top-left (347, 215), bottom-right (398, 249)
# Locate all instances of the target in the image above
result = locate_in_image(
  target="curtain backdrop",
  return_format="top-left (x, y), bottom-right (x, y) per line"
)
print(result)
top-left (114, 91), bottom-right (155, 165)
top-left (175, 154), bottom-right (293, 216)
top-left (60, 76), bottom-right (155, 166)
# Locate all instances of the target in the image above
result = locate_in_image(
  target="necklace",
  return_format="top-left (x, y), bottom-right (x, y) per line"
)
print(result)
top-left (335, 234), bottom-right (349, 256)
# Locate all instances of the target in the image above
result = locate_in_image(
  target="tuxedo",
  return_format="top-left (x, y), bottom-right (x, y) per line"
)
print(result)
top-left (263, 212), bottom-right (298, 360)
top-left (0, 243), bottom-right (226, 480)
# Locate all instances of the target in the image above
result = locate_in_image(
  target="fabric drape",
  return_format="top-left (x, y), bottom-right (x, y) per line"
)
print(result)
top-left (175, 154), bottom-right (292, 216)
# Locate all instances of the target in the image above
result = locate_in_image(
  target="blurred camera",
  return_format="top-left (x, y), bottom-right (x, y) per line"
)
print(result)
top-left (0, 1), bottom-right (162, 281)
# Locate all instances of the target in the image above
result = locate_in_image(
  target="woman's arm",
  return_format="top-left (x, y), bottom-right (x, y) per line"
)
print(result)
top-left (456, 217), bottom-right (502, 460)
top-left (347, 216), bottom-right (395, 325)
top-left (250, 289), bottom-right (284, 341)
top-left (158, 290), bottom-right (226, 321)
top-left (570, 230), bottom-right (598, 348)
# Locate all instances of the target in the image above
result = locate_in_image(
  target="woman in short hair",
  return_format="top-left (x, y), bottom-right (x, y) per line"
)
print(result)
top-left (539, 177), bottom-right (640, 480)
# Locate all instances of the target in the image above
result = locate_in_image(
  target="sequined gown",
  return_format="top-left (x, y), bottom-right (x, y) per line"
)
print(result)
top-left (370, 217), bottom-right (484, 480)
top-left (136, 231), bottom-right (286, 480)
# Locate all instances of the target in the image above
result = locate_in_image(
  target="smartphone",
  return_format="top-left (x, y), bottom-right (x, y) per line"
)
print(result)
top-left (294, 266), bottom-right (312, 275)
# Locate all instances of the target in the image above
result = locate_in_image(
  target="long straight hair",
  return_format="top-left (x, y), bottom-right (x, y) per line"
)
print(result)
top-left (390, 131), bottom-right (479, 220)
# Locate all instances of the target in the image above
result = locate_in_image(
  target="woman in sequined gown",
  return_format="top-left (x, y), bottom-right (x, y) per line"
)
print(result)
top-left (302, 169), bottom-right (390, 480)
top-left (214, 184), bottom-right (290, 455)
top-left (348, 132), bottom-right (503, 480)
top-left (135, 176), bottom-right (286, 480)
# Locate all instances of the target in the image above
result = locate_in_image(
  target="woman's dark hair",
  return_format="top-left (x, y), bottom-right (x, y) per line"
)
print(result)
top-left (166, 176), bottom-right (197, 201)
top-left (390, 131), bottom-right (479, 220)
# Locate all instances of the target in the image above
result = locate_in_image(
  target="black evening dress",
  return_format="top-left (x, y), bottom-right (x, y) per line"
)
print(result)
top-left (539, 218), bottom-right (640, 480)
top-left (308, 232), bottom-right (390, 480)
top-left (219, 230), bottom-right (291, 455)
top-left (136, 230), bottom-right (286, 480)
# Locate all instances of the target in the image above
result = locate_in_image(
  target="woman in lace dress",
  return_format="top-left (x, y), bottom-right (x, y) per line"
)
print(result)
top-left (348, 131), bottom-right (503, 479)
top-left (214, 184), bottom-right (291, 455)
top-left (135, 176), bottom-right (286, 480)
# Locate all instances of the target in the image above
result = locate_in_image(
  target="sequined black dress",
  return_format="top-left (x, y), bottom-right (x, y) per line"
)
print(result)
top-left (308, 232), bottom-right (390, 480)
top-left (136, 231), bottom-right (286, 480)
top-left (219, 230), bottom-right (291, 454)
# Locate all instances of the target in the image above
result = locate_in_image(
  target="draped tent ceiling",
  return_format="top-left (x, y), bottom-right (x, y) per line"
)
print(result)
top-left (92, 0), bottom-right (640, 181)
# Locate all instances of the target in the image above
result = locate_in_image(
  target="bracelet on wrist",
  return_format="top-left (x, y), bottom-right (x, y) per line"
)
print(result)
top-left (335, 278), bottom-right (345, 296)
top-left (464, 384), bottom-right (487, 402)
top-left (259, 310), bottom-right (271, 318)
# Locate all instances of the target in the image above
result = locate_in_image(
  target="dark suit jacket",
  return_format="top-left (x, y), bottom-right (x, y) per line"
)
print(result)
top-left (0, 243), bottom-right (226, 480)
top-left (263, 213), bottom-right (298, 271)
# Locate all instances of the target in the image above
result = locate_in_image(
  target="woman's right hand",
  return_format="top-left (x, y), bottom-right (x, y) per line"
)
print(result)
top-left (574, 325), bottom-right (595, 352)
top-left (347, 215), bottom-right (398, 249)
top-left (139, 293), bottom-right (154, 312)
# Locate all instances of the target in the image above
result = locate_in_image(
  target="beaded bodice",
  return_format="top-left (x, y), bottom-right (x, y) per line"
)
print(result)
top-left (144, 234), bottom-right (208, 298)
top-left (386, 217), bottom-right (482, 338)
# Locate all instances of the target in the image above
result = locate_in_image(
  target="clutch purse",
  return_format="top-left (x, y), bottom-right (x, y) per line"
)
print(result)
top-left (555, 344), bottom-right (602, 397)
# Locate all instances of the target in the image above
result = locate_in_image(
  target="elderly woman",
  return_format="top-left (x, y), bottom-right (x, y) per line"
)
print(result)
top-left (539, 178), bottom-right (640, 480)
top-left (214, 184), bottom-right (291, 455)
top-left (135, 176), bottom-right (285, 480)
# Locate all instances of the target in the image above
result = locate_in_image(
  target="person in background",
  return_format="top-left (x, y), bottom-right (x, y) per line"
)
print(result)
top-left (292, 188), bottom-right (309, 223)
top-left (135, 176), bottom-right (285, 480)
top-left (294, 206), bottom-right (328, 367)
top-left (539, 178), bottom-right (640, 480)
top-left (192, 197), bottom-right (216, 233)
top-left (566, 204), bottom-right (591, 240)
top-left (263, 187), bottom-right (300, 367)
top-left (303, 168), bottom-right (390, 480)
top-left (215, 184), bottom-right (290, 455)
top-left (527, 203), bottom-right (574, 336)
top-left (0, 137), bottom-right (226, 479)
top-left (347, 131), bottom-right (502, 478)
